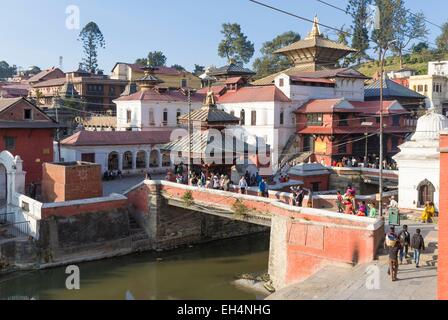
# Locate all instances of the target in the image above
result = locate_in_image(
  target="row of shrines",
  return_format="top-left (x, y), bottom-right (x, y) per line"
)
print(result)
top-left (1, 17), bottom-right (428, 188)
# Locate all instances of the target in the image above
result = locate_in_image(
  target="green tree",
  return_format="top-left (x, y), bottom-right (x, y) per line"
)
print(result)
top-left (412, 41), bottom-right (429, 53)
top-left (347, 0), bottom-right (372, 64)
top-left (79, 22), bottom-right (105, 74)
top-left (391, 2), bottom-right (428, 68)
top-left (193, 64), bottom-right (205, 76)
top-left (336, 26), bottom-right (357, 67)
top-left (436, 22), bottom-right (448, 53)
top-left (0, 61), bottom-right (17, 79)
top-left (218, 23), bottom-right (255, 65)
top-left (171, 64), bottom-right (185, 71)
top-left (252, 31), bottom-right (301, 79)
top-left (136, 51), bottom-right (167, 67)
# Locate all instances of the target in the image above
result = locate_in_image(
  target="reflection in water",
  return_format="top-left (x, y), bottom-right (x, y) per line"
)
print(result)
top-left (0, 233), bottom-right (270, 300)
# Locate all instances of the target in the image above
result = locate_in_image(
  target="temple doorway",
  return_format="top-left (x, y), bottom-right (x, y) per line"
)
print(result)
top-left (417, 179), bottom-right (435, 207)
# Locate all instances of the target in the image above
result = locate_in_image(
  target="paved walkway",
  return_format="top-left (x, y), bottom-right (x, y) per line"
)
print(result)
top-left (268, 220), bottom-right (438, 300)
top-left (102, 174), bottom-right (165, 196)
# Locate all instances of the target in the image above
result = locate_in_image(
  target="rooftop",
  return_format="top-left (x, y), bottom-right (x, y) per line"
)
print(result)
top-left (115, 88), bottom-right (204, 102)
top-left (61, 130), bottom-right (172, 147)
top-left (365, 78), bottom-right (427, 100)
top-left (217, 85), bottom-right (291, 103)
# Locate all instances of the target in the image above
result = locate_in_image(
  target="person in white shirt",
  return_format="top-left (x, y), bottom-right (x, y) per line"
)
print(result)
top-left (388, 196), bottom-right (399, 208)
top-left (239, 176), bottom-right (248, 194)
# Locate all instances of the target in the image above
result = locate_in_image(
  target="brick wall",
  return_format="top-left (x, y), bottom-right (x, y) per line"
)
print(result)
top-left (41, 162), bottom-right (103, 202)
top-left (439, 133), bottom-right (448, 300)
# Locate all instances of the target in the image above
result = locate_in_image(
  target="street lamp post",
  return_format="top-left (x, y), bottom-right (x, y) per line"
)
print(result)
top-left (361, 122), bottom-right (373, 167)
top-left (187, 88), bottom-right (192, 185)
top-left (378, 40), bottom-right (396, 217)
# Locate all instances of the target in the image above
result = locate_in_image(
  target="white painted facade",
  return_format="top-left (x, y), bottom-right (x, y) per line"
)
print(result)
top-left (428, 61), bottom-right (448, 76)
top-left (59, 144), bottom-right (171, 175)
top-left (394, 111), bottom-right (448, 210)
top-left (274, 73), bottom-right (365, 103)
top-left (115, 100), bottom-right (202, 131)
top-left (217, 72), bottom-right (365, 171)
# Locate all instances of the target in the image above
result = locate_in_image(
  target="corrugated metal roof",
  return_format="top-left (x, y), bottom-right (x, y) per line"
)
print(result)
top-left (365, 78), bottom-right (426, 99)
top-left (178, 105), bottom-right (240, 123)
top-left (158, 130), bottom-right (250, 155)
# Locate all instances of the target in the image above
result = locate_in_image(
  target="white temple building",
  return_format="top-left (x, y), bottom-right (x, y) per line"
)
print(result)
top-left (394, 110), bottom-right (448, 210)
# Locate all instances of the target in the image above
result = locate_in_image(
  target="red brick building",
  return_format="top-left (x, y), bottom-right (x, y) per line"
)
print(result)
top-left (0, 97), bottom-right (60, 187)
top-left (295, 99), bottom-right (414, 165)
top-left (439, 132), bottom-right (448, 300)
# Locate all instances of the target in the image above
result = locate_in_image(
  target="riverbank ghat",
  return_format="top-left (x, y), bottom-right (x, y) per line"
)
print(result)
top-left (127, 180), bottom-right (384, 289)
top-left (1, 170), bottom-right (384, 290)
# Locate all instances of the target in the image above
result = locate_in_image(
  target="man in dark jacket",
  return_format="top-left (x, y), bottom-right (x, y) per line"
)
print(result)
top-left (389, 240), bottom-right (401, 281)
top-left (411, 229), bottom-right (425, 268)
top-left (398, 225), bottom-right (411, 264)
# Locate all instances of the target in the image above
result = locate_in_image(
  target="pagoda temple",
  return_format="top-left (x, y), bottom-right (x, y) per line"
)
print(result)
top-left (253, 16), bottom-right (358, 85)
top-left (159, 91), bottom-right (261, 177)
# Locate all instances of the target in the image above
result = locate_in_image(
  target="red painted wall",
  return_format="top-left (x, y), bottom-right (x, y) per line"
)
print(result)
top-left (131, 182), bottom-right (383, 288)
top-left (439, 133), bottom-right (448, 300)
top-left (0, 128), bottom-right (54, 186)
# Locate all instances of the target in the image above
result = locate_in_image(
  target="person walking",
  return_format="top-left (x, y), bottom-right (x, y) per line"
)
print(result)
top-left (239, 176), bottom-right (248, 194)
top-left (398, 225), bottom-right (411, 264)
top-left (258, 178), bottom-right (268, 198)
top-left (411, 229), bottom-right (425, 268)
top-left (388, 240), bottom-right (401, 281)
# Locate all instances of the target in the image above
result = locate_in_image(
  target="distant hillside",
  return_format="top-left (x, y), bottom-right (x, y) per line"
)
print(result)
top-left (355, 51), bottom-right (448, 78)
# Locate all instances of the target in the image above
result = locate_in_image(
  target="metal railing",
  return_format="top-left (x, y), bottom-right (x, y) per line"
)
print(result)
top-left (0, 212), bottom-right (15, 225)
top-left (0, 221), bottom-right (31, 239)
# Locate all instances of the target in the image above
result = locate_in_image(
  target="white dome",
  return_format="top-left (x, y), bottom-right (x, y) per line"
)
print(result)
top-left (411, 110), bottom-right (448, 141)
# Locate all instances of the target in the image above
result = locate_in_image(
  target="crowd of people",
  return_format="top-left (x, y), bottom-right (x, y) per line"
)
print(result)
top-left (331, 156), bottom-right (398, 171)
top-left (335, 185), bottom-right (375, 217)
top-left (385, 225), bottom-right (426, 281)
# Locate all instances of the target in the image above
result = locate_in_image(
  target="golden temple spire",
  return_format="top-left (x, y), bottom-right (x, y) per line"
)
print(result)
top-left (306, 15), bottom-right (322, 40)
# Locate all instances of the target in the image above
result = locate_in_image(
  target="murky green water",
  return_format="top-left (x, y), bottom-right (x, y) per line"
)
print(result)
top-left (0, 233), bottom-right (270, 300)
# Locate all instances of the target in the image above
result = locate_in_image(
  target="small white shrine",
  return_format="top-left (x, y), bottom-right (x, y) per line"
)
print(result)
top-left (394, 109), bottom-right (448, 210)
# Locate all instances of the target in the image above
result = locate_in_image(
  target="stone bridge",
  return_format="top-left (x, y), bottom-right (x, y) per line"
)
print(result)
top-left (125, 180), bottom-right (385, 290)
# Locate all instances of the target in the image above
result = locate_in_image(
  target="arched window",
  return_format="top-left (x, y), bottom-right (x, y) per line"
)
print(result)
top-left (162, 152), bottom-right (171, 167)
top-left (280, 109), bottom-right (284, 125)
top-left (176, 109), bottom-right (181, 124)
top-left (417, 179), bottom-right (435, 207)
top-left (240, 109), bottom-right (245, 125)
top-left (148, 108), bottom-right (155, 126)
top-left (108, 152), bottom-right (119, 171)
top-left (251, 110), bottom-right (257, 126)
top-left (150, 150), bottom-right (160, 167)
top-left (136, 151), bottom-right (147, 169)
top-left (123, 151), bottom-right (133, 170)
top-left (163, 109), bottom-right (168, 126)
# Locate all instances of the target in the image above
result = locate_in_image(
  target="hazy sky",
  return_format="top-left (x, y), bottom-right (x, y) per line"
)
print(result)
top-left (0, 0), bottom-right (446, 73)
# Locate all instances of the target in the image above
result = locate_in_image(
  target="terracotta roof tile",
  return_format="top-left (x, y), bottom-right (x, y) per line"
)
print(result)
top-left (217, 85), bottom-right (291, 103)
top-left (61, 130), bottom-right (172, 146)
top-left (115, 88), bottom-right (205, 102)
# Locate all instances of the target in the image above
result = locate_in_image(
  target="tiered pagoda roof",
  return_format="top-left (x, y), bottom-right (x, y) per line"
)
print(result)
top-left (253, 16), bottom-right (359, 86)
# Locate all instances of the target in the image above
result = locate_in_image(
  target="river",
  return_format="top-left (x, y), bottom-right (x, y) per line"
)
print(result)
top-left (0, 233), bottom-right (270, 300)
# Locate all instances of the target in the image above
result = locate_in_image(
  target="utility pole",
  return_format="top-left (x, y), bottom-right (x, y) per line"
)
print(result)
top-left (188, 88), bottom-right (192, 185)
top-left (378, 40), bottom-right (396, 217)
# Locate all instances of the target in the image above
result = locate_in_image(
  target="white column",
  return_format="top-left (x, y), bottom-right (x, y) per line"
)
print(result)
top-left (118, 152), bottom-right (123, 171)
top-left (132, 151), bottom-right (137, 170)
